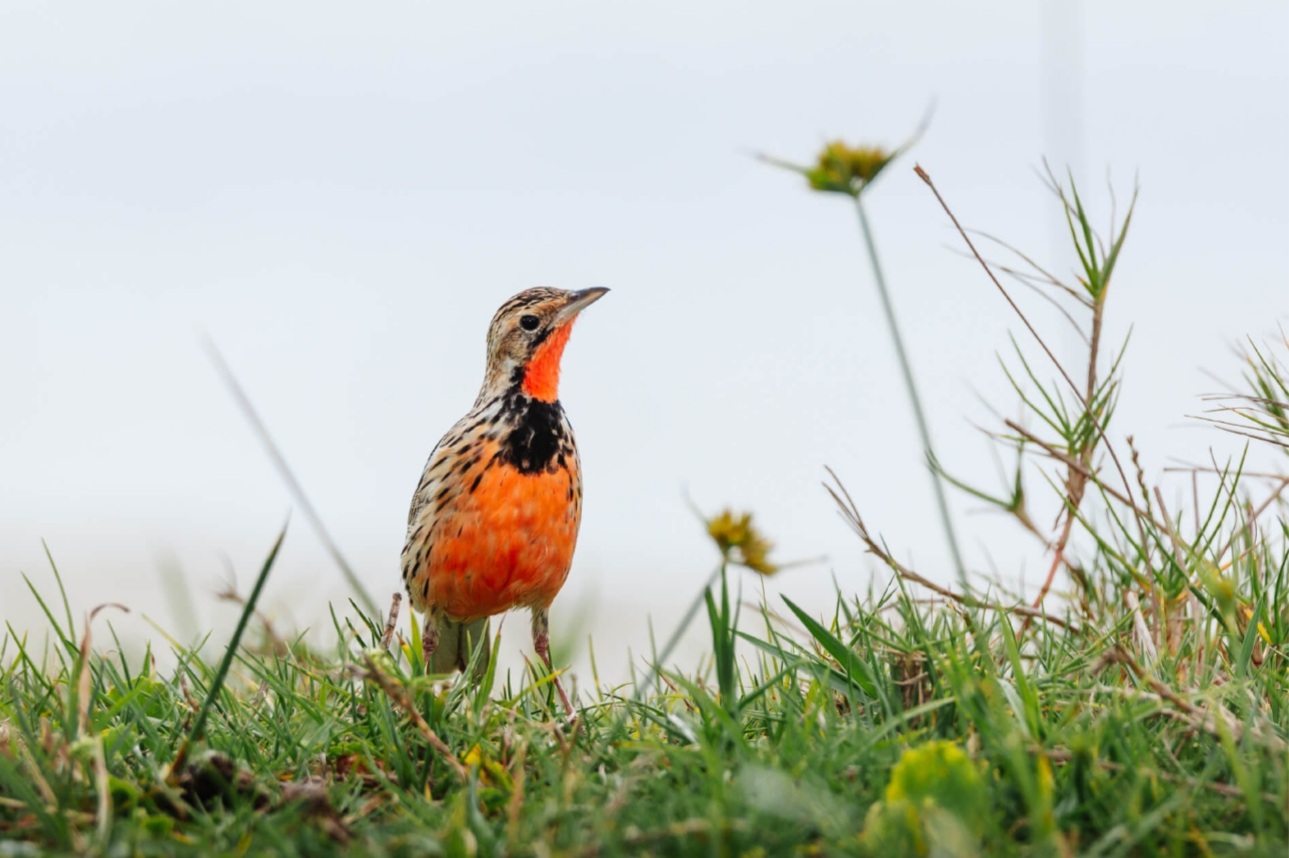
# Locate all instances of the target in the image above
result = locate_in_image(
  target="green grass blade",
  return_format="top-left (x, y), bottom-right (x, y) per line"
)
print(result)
top-left (183, 523), bottom-right (287, 748)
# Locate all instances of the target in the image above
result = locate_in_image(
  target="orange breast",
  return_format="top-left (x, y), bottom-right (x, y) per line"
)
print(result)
top-left (425, 443), bottom-right (581, 621)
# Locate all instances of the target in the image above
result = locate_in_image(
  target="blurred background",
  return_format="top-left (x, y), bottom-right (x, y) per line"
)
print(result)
top-left (2, 2), bottom-right (1286, 684)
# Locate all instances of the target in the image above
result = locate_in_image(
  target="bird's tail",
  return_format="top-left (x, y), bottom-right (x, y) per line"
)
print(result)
top-left (428, 616), bottom-right (492, 682)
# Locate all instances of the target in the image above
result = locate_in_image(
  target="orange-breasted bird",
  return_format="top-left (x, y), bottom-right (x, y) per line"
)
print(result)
top-left (401, 286), bottom-right (607, 716)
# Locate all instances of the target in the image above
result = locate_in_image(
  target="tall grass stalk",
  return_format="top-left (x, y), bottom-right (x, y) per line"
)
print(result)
top-left (760, 131), bottom-right (966, 583)
top-left (853, 193), bottom-right (967, 584)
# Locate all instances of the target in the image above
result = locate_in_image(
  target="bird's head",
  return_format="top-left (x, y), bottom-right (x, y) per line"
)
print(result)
top-left (483, 286), bottom-right (609, 402)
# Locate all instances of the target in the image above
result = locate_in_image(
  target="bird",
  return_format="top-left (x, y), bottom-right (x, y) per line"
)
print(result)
top-left (400, 286), bottom-right (607, 717)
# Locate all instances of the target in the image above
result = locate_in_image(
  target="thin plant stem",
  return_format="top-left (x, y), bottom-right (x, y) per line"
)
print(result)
top-left (853, 194), bottom-right (967, 585)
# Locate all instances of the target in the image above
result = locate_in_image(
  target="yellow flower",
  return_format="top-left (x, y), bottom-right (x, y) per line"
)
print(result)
top-left (461, 743), bottom-right (510, 788)
top-left (706, 509), bottom-right (779, 576)
top-left (807, 142), bottom-right (896, 193)
top-left (758, 109), bottom-right (931, 198)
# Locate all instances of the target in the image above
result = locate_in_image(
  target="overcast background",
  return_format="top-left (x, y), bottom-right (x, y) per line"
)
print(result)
top-left (3, 2), bottom-right (1287, 684)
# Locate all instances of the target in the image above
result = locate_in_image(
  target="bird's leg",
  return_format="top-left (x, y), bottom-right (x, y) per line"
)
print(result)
top-left (380, 592), bottom-right (402, 651)
top-left (422, 609), bottom-right (440, 669)
top-left (531, 609), bottom-right (575, 718)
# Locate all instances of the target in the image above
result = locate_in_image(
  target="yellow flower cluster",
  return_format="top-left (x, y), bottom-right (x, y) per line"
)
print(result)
top-left (758, 112), bottom-right (930, 198)
top-left (806, 141), bottom-right (896, 195)
top-left (705, 509), bottom-right (779, 576)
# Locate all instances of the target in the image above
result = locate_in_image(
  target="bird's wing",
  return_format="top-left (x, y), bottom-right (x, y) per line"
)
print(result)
top-left (400, 419), bottom-right (463, 597)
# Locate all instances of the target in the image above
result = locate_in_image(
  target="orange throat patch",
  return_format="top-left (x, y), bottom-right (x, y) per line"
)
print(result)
top-left (521, 321), bottom-right (575, 402)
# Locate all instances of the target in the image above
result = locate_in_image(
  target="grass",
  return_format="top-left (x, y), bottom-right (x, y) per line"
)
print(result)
top-left (2, 171), bottom-right (1288, 856)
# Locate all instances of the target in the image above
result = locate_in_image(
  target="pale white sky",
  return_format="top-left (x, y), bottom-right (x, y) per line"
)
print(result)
top-left (3, 2), bottom-right (1286, 682)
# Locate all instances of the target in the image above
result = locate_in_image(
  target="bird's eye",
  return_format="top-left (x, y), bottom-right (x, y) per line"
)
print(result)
top-left (519, 314), bottom-right (541, 332)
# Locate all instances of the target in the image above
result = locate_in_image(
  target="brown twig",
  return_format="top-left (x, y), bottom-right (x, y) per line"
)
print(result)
top-left (1002, 422), bottom-right (1108, 497)
top-left (915, 165), bottom-right (1082, 398)
top-left (1001, 420), bottom-right (1156, 632)
top-left (824, 469), bottom-right (1079, 632)
top-left (1191, 414), bottom-right (1289, 450)
top-left (1112, 645), bottom-right (1286, 752)
top-left (1022, 514), bottom-right (1077, 636)
top-left (356, 654), bottom-right (466, 780)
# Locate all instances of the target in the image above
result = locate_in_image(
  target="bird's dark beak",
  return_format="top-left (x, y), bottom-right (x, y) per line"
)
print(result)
top-left (554, 287), bottom-right (609, 327)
